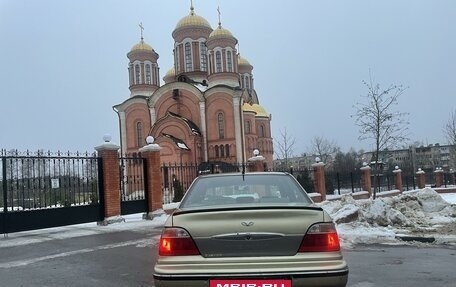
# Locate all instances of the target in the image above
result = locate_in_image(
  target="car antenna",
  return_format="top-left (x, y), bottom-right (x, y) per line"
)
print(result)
top-left (242, 162), bottom-right (245, 181)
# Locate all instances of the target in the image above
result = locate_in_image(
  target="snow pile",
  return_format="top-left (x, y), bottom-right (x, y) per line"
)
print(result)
top-left (318, 188), bottom-right (456, 248)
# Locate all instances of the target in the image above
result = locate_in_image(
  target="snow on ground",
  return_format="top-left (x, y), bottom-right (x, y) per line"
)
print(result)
top-left (441, 192), bottom-right (456, 204)
top-left (318, 188), bottom-right (456, 248)
top-left (1, 189), bottom-right (455, 249)
top-left (0, 212), bottom-right (169, 248)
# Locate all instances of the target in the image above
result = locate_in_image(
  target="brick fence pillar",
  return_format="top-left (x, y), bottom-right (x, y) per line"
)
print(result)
top-left (450, 169), bottom-right (455, 186)
top-left (416, 169), bottom-right (426, 189)
top-left (312, 160), bottom-right (326, 202)
top-left (247, 149), bottom-right (265, 172)
top-left (95, 135), bottom-right (123, 225)
top-left (434, 168), bottom-right (444, 188)
top-left (360, 164), bottom-right (372, 197)
top-left (393, 166), bottom-right (403, 192)
top-left (139, 136), bottom-right (163, 219)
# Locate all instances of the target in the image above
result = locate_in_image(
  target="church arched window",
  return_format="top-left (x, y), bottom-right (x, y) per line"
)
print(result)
top-left (220, 145), bottom-right (225, 157)
top-left (245, 75), bottom-right (250, 90)
top-left (145, 64), bottom-right (151, 84)
top-left (225, 144), bottom-right (230, 157)
top-left (174, 46), bottom-right (181, 74)
top-left (134, 64), bottom-right (141, 84)
top-left (245, 120), bottom-right (251, 134)
top-left (216, 51), bottom-right (222, 72)
top-left (215, 145), bottom-right (219, 158)
top-left (227, 51), bottom-right (233, 72)
top-left (185, 42), bottom-right (192, 71)
top-left (153, 63), bottom-right (159, 85)
top-left (259, 124), bottom-right (265, 138)
top-left (136, 122), bottom-right (143, 147)
top-left (200, 42), bottom-right (207, 71)
top-left (218, 113), bottom-right (224, 139)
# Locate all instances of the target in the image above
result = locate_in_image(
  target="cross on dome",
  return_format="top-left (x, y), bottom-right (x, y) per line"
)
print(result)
top-left (217, 6), bottom-right (221, 27)
top-left (139, 22), bottom-right (144, 41)
top-left (190, 0), bottom-right (194, 15)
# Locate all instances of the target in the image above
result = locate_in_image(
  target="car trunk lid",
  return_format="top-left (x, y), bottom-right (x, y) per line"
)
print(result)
top-left (171, 207), bottom-right (324, 258)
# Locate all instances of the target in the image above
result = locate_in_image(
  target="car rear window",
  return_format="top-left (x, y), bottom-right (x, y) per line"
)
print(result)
top-left (180, 174), bottom-right (313, 208)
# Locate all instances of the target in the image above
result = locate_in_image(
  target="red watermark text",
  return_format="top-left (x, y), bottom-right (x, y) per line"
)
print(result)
top-left (210, 279), bottom-right (291, 287)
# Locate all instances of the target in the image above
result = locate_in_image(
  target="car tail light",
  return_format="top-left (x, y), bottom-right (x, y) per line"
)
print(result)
top-left (158, 227), bottom-right (200, 256)
top-left (298, 223), bottom-right (340, 252)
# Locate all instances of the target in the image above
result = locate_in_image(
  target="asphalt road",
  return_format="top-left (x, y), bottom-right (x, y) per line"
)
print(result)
top-left (344, 245), bottom-right (456, 287)
top-left (0, 227), bottom-right (161, 287)
top-left (1, 227), bottom-right (455, 286)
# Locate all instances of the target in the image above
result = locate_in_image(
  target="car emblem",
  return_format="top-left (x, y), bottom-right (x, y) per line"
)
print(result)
top-left (241, 221), bottom-right (254, 227)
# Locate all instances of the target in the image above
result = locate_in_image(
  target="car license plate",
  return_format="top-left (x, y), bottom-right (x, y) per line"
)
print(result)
top-left (209, 279), bottom-right (292, 287)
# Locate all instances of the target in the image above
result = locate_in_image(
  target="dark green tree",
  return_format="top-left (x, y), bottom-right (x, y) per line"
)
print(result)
top-left (172, 176), bottom-right (184, 202)
top-left (296, 169), bottom-right (313, 193)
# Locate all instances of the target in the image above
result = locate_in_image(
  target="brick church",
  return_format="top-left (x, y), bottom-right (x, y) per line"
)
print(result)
top-left (113, 4), bottom-right (273, 170)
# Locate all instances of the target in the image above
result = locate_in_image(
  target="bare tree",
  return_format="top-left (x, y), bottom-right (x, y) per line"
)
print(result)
top-left (309, 136), bottom-right (339, 166)
top-left (353, 75), bottom-right (409, 199)
top-left (274, 128), bottom-right (296, 169)
top-left (444, 109), bottom-right (456, 168)
top-left (444, 109), bottom-right (456, 145)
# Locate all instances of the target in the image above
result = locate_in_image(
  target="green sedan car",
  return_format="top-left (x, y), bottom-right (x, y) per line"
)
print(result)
top-left (154, 172), bottom-right (348, 287)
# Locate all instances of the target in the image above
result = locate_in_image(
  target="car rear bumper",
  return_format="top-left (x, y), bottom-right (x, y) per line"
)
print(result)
top-left (154, 267), bottom-right (349, 287)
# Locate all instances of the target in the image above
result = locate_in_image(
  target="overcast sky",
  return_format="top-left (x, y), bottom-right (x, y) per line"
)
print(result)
top-left (1, 0), bottom-right (455, 156)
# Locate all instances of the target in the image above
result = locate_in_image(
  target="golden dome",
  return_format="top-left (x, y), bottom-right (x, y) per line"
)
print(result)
top-left (163, 67), bottom-right (175, 83)
top-left (175, 9), bottom-right (212, 30)
top-left (131, 40), bottom-right (153, 52)
top-left (209, 25), bottom-right (235, 39)
top-left (242, 103), bottom-right (256, 113)
top-left (238, 54), bottom-right (252, 67)
top-left (164, 67), bottom-right (175, 77)
top-left (251, 104), bottom-right (269, 118)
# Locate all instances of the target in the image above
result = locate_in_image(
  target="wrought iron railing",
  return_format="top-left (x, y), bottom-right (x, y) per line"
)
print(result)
top-left (1, 150), bottom-right (99, 212)
top-left (119, 156), bottom-right (146, 201)
top-left (326, 171), bottom-right (363, 195)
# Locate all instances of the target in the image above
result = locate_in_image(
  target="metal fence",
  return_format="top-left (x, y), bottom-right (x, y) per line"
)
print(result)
top-left (402, 175), bottom-right (417, 191)
top-left (326, 171), bottom-right (362, 195)
top-left (1, 150), bottom-right (100, 212)
top-left (330, 172), bottom-right (417, 194)
top-left (274, 166), bottom-right (315, 193)
top-left (156, 162), bottom-right (455, 202)
top-left (161, 163), bottom-right (198, 204)
top-left (371, 174), bottom-right (394, 192)
top-left (427, 171), bottom-right (455, 188)
top-left (120, 155), bottom-right (146, 201)
top-left (443, 172), bottom-right (456, 187)
top-left (161, 162), bottom-right (245, 204)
